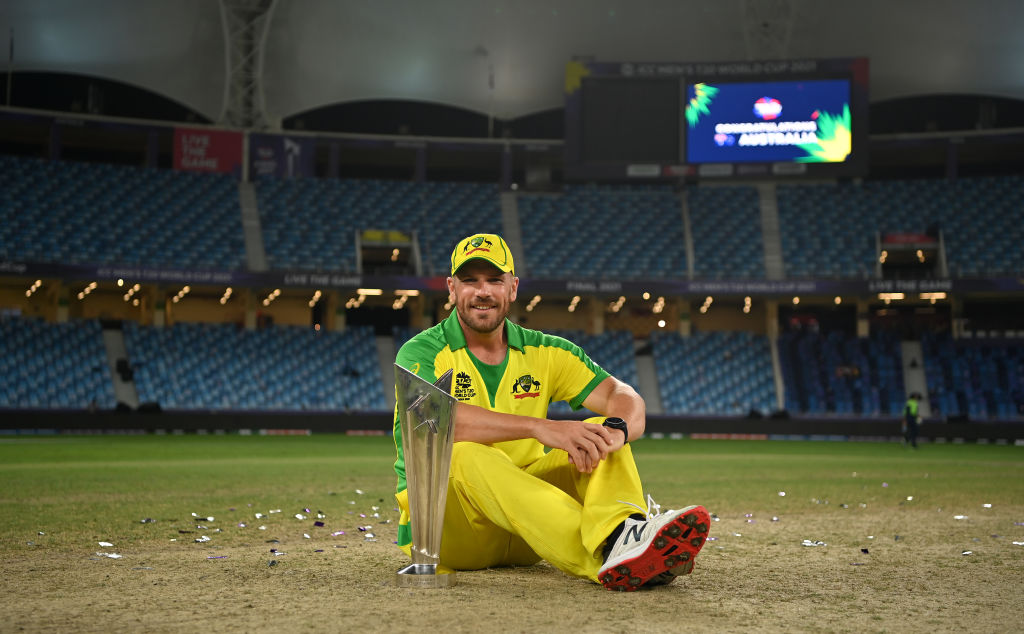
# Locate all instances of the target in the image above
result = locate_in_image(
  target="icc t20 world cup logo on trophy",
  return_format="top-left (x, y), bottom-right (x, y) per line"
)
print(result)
top-left (394, 364), bottom-right (457, 588)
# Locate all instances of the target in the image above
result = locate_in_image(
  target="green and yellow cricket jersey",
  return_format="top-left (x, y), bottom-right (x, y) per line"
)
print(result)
top-left (392, 311), bottom-right (610, 550)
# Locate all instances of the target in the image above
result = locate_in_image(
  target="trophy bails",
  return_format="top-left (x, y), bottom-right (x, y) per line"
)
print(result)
top-left (394, 364), bottom-right (457, 588)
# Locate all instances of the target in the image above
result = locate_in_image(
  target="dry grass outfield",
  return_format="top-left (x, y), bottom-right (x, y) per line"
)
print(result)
top-left (1, 436), bottom-right (1022, 633)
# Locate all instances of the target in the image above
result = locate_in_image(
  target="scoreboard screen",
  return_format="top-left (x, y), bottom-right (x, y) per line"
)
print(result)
top-left (563, 58), bottom-right (868, 181)
top-left (685, 79), bottom-right (852, 164)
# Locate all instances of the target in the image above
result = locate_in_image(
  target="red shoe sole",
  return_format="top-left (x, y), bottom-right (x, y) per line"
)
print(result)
top-left (600, 505), bottom-right (711, 592)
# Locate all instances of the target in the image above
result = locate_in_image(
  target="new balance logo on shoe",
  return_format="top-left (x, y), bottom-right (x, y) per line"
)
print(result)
top-left (624, 523), bottom-right (646, 544)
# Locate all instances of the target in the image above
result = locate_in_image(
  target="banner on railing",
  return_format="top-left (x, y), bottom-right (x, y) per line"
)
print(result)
top-left (173, 127), bottom-right (244, 175)
top-left (249, 133), bottom-right (315, 179)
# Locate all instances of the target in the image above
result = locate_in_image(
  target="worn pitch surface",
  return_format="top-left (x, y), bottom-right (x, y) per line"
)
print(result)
top-left (2, 435), bottom-right (1021, 633)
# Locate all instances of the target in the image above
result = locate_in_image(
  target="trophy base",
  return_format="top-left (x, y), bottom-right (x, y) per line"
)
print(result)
top-left (395, 563), bottom-right (457, 588)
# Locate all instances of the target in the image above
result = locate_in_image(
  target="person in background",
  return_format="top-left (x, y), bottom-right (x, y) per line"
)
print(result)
top-left (903, 392), bottom-right (921, 448)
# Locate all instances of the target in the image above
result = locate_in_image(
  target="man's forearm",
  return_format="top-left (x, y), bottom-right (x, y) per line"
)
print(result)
top-left (452, 402), bottom-right (545, 444)
top-left (582, 377), bottom-right (646, 441)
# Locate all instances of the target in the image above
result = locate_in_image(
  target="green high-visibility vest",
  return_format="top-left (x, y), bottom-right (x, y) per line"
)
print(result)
top-left (905, 398), bottom-right (919, 417)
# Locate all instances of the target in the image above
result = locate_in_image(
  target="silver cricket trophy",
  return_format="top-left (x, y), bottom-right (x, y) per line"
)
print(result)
top-left (394, 364), bottom-right (457, 588)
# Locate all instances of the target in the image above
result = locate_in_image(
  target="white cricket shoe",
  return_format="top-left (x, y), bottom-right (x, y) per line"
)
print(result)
top-left (598, 497), bottom-right (710, 591)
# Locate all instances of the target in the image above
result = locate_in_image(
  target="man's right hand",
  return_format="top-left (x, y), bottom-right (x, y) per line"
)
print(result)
top-left (533, 419), bottom-right (619, 473)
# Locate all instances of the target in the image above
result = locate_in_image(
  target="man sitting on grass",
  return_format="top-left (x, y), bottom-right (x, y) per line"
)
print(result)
top-left (392, 233), bottom-right (710, 591)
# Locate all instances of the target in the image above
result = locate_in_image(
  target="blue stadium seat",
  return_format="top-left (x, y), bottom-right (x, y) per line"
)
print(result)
top-left (123, 322), bottom-right (387, 412)
top-left (688, 186), bottom-right (766, 279)
top-left (256, 178), bottom-right (501, 275)
top-left (651, 331), bottom-right (775, 416)
top-left (777, 329), bottom-right (904, 416)
top-left (0, 316), bottom-right (116, 410)
top-left (0, 155), bottom-right (245, 270)
top-left (921, 331), bottom-right (1024, 420)
top-left (777, 176), bottom-right (1024, 278)
top-left (518, 185), bottom-right (687, 279)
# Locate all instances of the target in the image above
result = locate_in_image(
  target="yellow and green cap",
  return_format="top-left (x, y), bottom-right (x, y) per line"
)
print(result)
top-left (450, 233), bottom-right (515, 276)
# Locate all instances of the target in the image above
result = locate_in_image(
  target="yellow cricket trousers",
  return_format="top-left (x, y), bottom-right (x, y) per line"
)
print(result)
top-left (435, 441), bottom-right (646, 582)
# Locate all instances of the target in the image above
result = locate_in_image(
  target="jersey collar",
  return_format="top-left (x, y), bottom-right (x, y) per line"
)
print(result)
top-left (441, 310), bottom-right (525, 353)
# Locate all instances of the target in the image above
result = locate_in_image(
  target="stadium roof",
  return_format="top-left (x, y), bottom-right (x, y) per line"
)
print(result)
top-left (3, 0), bottom-right (1023, 124)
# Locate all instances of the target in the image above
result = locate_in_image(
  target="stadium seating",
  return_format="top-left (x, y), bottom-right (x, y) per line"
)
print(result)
top-left (921, 331), bottom-right (1024, 420)
top-left (255, 178), bottom-right (501, 275)
top-left (687, 186), bottom-right (766, 278)
top-left (0, 317), bottom-right (116, 410)
top-left (651, 330), bottom-right (776, 416)
top-left (392, 325), bottom-right (423, 352)
top-left (939, 176), bottom-right (1024, 277)
top-left (123, 322), bottom-right (386, 411)
top-left (0, 155), bottom-right (245, 270)
top-left (776, 329), bottom-right (905, 416)
top-left (777, 176), bottom-right (1024, 278)
top-left (518, 185), bottom-right (687, 279)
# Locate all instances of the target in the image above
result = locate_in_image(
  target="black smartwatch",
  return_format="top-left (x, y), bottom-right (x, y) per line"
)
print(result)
top-left (602, 417), bottom-right (629, 444)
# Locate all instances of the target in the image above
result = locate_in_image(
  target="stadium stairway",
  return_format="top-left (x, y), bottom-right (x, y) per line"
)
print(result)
top-left (633, 339), bottom-right (664, 415)
top-left (239, 181), bottom-right (269, 271)
top-left (757, 183), bottom-right (785, 280)
top-left (900, 340), bottom-right (932, 418)
top-left (678, 191), bottom-right (696, 278)
top-left (101, 323), bottom-right (139, 409)
top-left (500, 192), bottom-right (528, 276)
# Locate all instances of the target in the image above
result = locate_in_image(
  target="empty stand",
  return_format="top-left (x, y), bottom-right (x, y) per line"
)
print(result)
top-left (518, 185), bottom-right (687, 279)
top-left (921, 331), bottom-right (1024, 420)
top-left (123, 322), bottom-right (387, 411)
top-left (255, 178), bottom-right (501, 274)
top-left (777, 176), bottom-right (1024, 279)
top-left (0, 317), bottom-right (116, 410)
top-left (0, 155), bottom-right (245, 270)
top-left (687, 186), bottom-right (766, 279)
top-left (651, 331), bottom-right (776, 416)
top-left (777, 329), bottom-right (905, 416)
